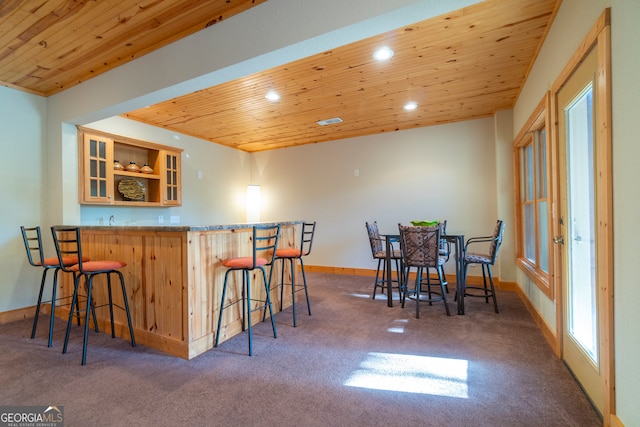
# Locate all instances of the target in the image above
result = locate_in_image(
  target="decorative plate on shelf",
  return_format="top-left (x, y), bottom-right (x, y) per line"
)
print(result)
top-left (118, 178), bottom-right (146, 201)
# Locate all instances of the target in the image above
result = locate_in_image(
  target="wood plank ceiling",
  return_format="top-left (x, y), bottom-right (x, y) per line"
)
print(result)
top-left (1, 0), bottom-right (560, 152)
top-left (0, 0), bottom-right (266, 95)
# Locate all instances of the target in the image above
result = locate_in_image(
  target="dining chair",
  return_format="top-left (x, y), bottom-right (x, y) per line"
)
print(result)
top-left (420, 220), bottom-right (450, 293)
top-left (51, 226), bottom-right (136, 365)
top-left (461, 220), bottom-right (505, 313)
top-left (20, 226), bottom-right (90, 347)
top-left (271, 221), bottom-right (316, 327)
top-left (215, 224), bottom-right (280, 356)
top-left (398, 224), bottom-right (450, 317)
top-left (365, 221), bottom-right (404, 300)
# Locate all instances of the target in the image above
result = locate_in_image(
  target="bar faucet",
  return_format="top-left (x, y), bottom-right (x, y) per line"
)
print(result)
top-left (109, 215), bottom-right (115, 226)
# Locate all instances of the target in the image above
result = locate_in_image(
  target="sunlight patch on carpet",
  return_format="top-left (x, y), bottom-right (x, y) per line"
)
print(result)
top-left (388, 319), bottom-right (408, 333)
top-left (349, 293), bottom-right (372, 299)
top-left (344, 352), bottom-right (468, 398)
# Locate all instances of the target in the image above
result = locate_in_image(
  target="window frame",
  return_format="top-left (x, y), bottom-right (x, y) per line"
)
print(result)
top-left (513, 93), bottom-right (554, 299)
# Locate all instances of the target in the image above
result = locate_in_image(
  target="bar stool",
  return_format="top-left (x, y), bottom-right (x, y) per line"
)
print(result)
top-left (272, 221), bottom-right (316, 327)
top-left (413, 220), bottom-right (450, 293)
top-left (365, 221), bottom-right (404, 300)
top-left (215, 224), bottom-right (280, 356)
top-left (461, 220), bottom-right (504, 313)
top-left (51, 226), bottom-right (136, 365)
top-left (20, 226), bottom-right (91, 347)
top-left (398, 224), bottom-right (450, 317)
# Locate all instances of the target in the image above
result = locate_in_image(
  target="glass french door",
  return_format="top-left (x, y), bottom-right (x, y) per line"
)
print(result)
top-left (557, 47), bottom-right (603, 414)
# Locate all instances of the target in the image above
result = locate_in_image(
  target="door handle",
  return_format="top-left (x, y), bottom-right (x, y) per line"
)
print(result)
top-left (553, 236), bottom-right (565, 244)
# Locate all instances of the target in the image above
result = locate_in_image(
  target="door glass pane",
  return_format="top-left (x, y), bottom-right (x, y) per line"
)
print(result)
top-left (566, 84), bottom-right (597, 364)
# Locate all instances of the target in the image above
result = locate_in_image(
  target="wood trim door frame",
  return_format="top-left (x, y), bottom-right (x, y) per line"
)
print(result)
top-left (549, 8), bottom-right (614, 425)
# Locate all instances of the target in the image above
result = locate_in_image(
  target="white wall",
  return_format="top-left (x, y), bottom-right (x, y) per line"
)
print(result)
top-left (253, 117), bottom-right (498, 275)
top-left (0, 87), bottom-right (47, 312)
top-left (610, 1), bottom-right (640, 424)
top-left (494, 109), bottom-right (516, 282)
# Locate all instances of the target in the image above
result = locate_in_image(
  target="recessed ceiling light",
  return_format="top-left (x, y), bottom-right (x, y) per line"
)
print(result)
top-left (265, 90), bottom-right (280, 102)
top-left (316, 117), bottom-right (343, 126)
top-left (404, 102), bottom-right (418, 111)
top-left (373, 47), bottom-right (394, 61)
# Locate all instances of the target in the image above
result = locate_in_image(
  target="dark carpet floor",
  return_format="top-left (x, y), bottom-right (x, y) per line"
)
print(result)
top-left (0, 272), bottom-right (601, 426)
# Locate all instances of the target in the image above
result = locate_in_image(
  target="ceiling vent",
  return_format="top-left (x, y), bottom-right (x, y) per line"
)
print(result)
top-left (316, 117), bottom-right (343, 126)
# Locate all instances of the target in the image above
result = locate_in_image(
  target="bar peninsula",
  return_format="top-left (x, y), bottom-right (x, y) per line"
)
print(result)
top-left (57, 222), bottom-right (300, 359)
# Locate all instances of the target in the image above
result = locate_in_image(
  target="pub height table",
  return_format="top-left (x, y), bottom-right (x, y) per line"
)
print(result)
top-left (381, 233), bottom-right (401, 307)
top-left (443, 233), bottom-right (467, 315)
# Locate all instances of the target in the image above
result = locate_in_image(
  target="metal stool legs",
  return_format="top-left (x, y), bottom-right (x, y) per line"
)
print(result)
top-left (31, 267), bottom-right (59, 347)
top-left (462, 263), bottom-right (499, 313)
top-left (215, 266), bottom-right (277, 356)
top-left (63, 271), bottom-right (136, 365)
top-left (402, 266), bottom-right (450, 318)
top-left (275, 256), bottom-right (311, 327)
top-left (31, 268), bottom-right (88, 348)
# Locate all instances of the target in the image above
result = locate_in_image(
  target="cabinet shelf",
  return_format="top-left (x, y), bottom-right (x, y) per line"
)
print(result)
top-left (78, 127), bottom-right (182, 206)
top-left (114, 170), bottom-right (161, 180)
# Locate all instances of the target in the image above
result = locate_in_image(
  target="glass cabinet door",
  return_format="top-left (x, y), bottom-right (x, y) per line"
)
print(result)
top-left (82, 133), bottom-right (114, 203)
top-left (163, 150), bottom-right (181, 205)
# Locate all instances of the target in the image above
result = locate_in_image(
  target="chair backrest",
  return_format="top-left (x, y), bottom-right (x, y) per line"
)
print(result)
top-left (299, 222), bottom-right (316, 257)
top-left (398, 224), bottom-right (441, 268)
top-left (21, 226), bottom-right (45, 267)
top-left (51, 226), bottom-right (84, 273)
top-left (365, 221), bottom-right (383, 255)
top-left (253, 224), bottom-right (281, 268)
top-left (489, 220), bottom-right (505, 264)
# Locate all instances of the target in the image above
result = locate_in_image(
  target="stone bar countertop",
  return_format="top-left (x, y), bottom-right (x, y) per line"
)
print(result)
top-left (71, 220), bottom-right (303, 232)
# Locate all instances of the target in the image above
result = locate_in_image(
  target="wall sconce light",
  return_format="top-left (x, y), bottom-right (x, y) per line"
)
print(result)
top-left (246, 184), bottom-right (261, 223)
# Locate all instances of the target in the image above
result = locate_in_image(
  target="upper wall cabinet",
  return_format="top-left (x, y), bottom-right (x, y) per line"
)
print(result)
top-left (78, 127), bottom-right (182, 206)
